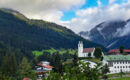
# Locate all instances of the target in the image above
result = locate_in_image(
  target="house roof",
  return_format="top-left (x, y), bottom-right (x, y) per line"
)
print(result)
top-left (38, 62), bottom-right (54, 69)
top-left (108, 49), bottom-right (119, 53)
top-left (42, 65), bottom-right (54, 68)
top-left (23, 78), bottom-right (32, 80)
top-left (104, 55), bottom-right (130, 61)
top-left (108, 49), bottom-right (130, 54)
top-left (83, 48), bottom-right (95, 53)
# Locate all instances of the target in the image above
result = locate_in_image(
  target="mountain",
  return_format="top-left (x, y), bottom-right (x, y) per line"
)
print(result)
top-left (80, 20), bottom-right (130, 49)
top-left (0, 8), bottom-right (105, 51)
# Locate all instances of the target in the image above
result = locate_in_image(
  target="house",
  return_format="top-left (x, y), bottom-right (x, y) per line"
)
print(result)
top-left (37, 61), bottom-right (53, 71)
top-left (108, 49), bottom-right (130, 55)
top-left (78, 41), bottom-right (97, 57)
top-left (35, 61), bottom-right (53, 78)
top-left (102, 55), bottom-right (130, 74)
top-left (23, 78), bottom-right (32, 80)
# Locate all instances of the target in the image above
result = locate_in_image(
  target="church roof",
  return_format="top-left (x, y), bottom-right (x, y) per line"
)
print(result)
top-left (83, 48), bottom-right (95, 53)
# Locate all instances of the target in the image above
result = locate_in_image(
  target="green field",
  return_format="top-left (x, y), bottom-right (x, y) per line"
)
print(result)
top-left (109, 77), bottom-right (130, 80)
top-left (32, 48), bottom-right (77, 57)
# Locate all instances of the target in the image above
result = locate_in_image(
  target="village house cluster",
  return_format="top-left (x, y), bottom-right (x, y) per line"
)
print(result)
top-left (78, 41), bottom-right (130, 74)
top-left (34, 41), bottom-right (130, 80)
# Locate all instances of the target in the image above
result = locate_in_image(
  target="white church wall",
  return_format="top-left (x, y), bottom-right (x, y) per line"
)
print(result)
top-left (78, 41), bottom-right (83, 57)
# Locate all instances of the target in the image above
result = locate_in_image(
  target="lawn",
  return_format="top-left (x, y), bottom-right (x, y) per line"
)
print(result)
top-left (107, 73), bottom-right (130, 78)
top-left (32, 48), bottom-right (77, 57)
top-left (32, 48), bottom-right (57, 57)
top-left (109, 77), bottom-right (130, 80)
top-left (79, 57), bottom-right (101, 63)
top-left (32, 50), bottom-right (43, 57)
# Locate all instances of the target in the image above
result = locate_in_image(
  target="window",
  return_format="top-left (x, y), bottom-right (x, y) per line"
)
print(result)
top-left (123, 66), bottom-right (125, 68)
top-left (117, 66), bottom-right (119, 68)
top-left (126, 66), bottom-right (127, 68)
top-left (120, 66), bottom-right (122, 68)
top-left (115, 66), bottom-right (116, 68)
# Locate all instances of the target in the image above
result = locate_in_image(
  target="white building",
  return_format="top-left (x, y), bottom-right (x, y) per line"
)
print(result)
top-left (78, 41), bottom-right (95, 57)
top-left (103, 55), bottom-right (130, 74)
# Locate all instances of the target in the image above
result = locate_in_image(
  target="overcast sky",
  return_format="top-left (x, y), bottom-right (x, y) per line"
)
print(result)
top-left (0, 0), bottom-right (130, 33)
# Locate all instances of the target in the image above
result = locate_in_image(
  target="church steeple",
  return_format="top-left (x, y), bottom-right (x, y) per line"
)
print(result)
top-left (78, 41), bottom-right (83, 57)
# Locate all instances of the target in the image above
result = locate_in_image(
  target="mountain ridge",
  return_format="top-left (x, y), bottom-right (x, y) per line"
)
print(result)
top-left (0, 8), bottom-right (106, 51)
top-left (80, 19), bottom-right (130, 49)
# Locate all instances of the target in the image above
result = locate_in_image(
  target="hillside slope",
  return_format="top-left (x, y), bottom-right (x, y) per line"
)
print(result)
top-left (0, 8), bottom-right (105, 51)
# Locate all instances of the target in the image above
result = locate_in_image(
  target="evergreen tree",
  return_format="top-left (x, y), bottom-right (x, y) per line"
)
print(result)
top-left (101, 64), bottom-right (109, 80)
top-left (53, 52), bottom-right (61, 72)
top-left (58, 62), bottom-right (64, 76)
top-left (38, 52), bottom-right (52, 62)
top-left (62, 50), bottom-right (71, 61)
top-left (120, 46), bottom-right (124, 54)
top-left (20, 57), bottom-right (31, 79)
top-left (94, 47), bottom-right (102, 58)
top-left (88, 52), bottom-right (91, 58)
top-left (73, 53), bottom-right (78, 66)
top-left (1, 53), bottom-right (17, 77)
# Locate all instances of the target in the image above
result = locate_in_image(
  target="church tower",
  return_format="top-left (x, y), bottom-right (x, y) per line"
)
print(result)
top-left (78, 41), bottom-right (83, 57)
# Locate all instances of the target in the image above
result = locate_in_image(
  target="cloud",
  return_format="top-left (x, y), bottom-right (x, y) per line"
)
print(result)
top-left (0, 0), bottom-right (85, 22)
top-left (120, 21), bottom-right (130, 36)
top-left (109, 0), bottom-right (116, 4)
top-left (62, 0), bottom-right (130, 33)
top-left (0, 0), bottom-right (130, 34)
top-left (97, 0), bottom-right (102, 6)
top-left (115, 21), bottom-right (130, 37)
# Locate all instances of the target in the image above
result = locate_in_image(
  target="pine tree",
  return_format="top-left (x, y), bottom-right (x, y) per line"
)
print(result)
top-left (73, 53), bottom-right (78, 66)
top-left (88, 52), bottom-right (91, 58)
top-left (120, 46), bottom-right (124, 54)
top-left (53, 52), bottom-right (61, 72)
top-left (94, 47), bottom-right (102, 58)
top-left (1, 53), bottom-right (17, 77)
top-left (20, 57), bottom-right (31, 78)
top-left (58, 62), bottom-right (64, 76)
top-left (101, 64), bottom-right (109, 80)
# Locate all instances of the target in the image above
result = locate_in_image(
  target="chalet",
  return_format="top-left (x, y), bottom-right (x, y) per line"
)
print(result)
top-left (35, 61), bottom-right (53, 78)
top-left (103, 55), bottom-right (130, 74)
top-left (108, 49), bottom-right (130, 55)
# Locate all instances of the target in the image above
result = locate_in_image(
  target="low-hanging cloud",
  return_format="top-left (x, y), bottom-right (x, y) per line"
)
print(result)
top-left (0, 0), bottom-right (85, 22)
top-left (62, 0), bottom-right (130, 33)
top-left (0, 0), bottom-right (130, 34)
top-left (115, 21), bottom-right (130, 37)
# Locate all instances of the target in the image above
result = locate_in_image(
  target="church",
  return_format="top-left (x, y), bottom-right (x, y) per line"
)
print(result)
top-left (78, 41), bottom-right (95, 57)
